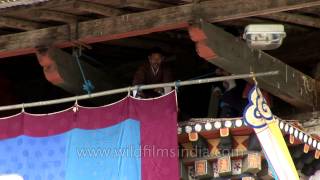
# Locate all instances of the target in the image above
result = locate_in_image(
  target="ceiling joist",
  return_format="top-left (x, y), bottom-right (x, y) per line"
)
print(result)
top-left (1, 0), bottom-right (320, 57)
top-left (123, 0), bottom-right (171, 9)
top-left (32, 10), bottom-right (78, 24)
top-left (188, 21), bottom-right (317, 109)
top-left (0, 16), bottom-right (44, 30)
top-left (260, 12), bottom-right (320, 29)
top-left (73, 1), bottom-right (124, 17)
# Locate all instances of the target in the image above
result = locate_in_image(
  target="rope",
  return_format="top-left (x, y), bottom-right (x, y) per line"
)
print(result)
top-left (73, 48), bottom-right (95, 94)
top-left (175, 80), bottom-right (181, 92)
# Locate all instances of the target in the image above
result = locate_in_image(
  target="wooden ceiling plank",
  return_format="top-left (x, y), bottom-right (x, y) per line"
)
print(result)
top-left (297, 7), bottom-right (320, 16)
top-left (0, 0), bottom-right (76, 14)
top-left (260, 12), bottom-right (320, 29)
top-left (73, 1), bottom-right (124, 17)
top-left (1, 0), bottom-right (320, 57)
top-left (36, 46), bottom-right (117, 95)
top-left (0, 16), bottom-right (44, 30)
top-left (33, 10), bottom-right (78, 23)
top-left (188, 21), bottom-right (316, 109)
top-left (124, 0), bottom-right (171, 9)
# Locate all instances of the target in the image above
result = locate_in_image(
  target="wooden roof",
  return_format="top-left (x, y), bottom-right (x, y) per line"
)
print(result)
top-left (0, 0), bottom-right (319, 71)
top-left (0, 0), bottom-right (320, 113)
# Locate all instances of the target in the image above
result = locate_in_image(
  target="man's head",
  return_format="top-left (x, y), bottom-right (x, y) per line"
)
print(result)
top-left (148, 47), bottom-right (164, 68)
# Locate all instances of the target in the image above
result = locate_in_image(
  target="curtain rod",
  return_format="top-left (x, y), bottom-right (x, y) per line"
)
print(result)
top-left (0, 71), bottom-right (279, 112)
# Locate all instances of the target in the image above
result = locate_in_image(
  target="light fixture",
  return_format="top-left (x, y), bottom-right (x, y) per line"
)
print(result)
top-left (243, 24), bottom-right (286, 50)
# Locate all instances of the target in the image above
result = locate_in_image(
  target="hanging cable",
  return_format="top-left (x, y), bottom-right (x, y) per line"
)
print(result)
top-left (68, 18), bottom-right (95, 94)
top-left (73, 47), bottom-right (95, 94)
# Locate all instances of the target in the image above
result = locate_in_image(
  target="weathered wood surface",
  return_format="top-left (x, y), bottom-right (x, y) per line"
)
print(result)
top-left (0, 16), bottom-right (44, 30)
top-left (260, 12), bottom-right (320, 29)
top-left (1, 0), bottom-right (320, 58)
top-left (36, 47), bottom-right (117, 95)
top-left (73, 1), bottom-right (124, 17)
top-left (188, 21), bottom-right (317, 109)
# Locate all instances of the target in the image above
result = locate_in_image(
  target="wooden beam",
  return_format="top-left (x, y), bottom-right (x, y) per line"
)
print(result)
top-left (182, 151), bottom-right (261, 164)
top-left (0, 16), bottom-right (44, 30)
top-left (32, 10), bottom-right (78, 24)
top-left (0, 0), bottom-right (76, 14)
top-left (188, 21), bottom-right (317, 109)
top-left (36, 47), bottom-right (117, 95)
top-left (260, 12), bottom-right (320, 29)
top-left (312, 62), bottom-right (320, 80)
top-left (103, 37), bottom-right (183, 53)
top-left (298, 6), bottom-right (320, 16)
top-left (302, 113), bottom-right (320, 135)
top-left (2, 0), bottom-right (320, 58)
top-left (73, 1), bottom-right (124, 17)
top-left (124, 0), bottom-right (171, 9)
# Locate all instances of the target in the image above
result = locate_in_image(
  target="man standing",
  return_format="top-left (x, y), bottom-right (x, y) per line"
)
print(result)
top-left (133, 47), bottom-right (173, 98)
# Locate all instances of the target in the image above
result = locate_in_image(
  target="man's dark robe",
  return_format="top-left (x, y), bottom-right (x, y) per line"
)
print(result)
top-left (133, 62), bottom-right (173, 98)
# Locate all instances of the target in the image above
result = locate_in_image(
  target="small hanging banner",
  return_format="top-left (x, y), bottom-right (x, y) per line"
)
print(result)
top-left (243, 86), bottom-right (299, 180)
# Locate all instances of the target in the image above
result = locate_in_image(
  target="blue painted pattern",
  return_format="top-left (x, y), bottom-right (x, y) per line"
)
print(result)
top-left (0, 119), bottom-right (141, 180)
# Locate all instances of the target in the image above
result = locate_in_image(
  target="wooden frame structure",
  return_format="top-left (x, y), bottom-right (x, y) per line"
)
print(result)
top-left (0, 0), bottom-right (320, 110)
top-left (0, 0), bottom-right (320, 179)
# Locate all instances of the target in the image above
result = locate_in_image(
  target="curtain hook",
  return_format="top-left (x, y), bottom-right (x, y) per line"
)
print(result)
top-left (175, 80), bottom-right (181, 93)
top-left (21, 103), bottom-right (25, 113)
top-left (74, 97), bottom-right (78, 106)
top-left (73, 97), bottom-right (79, 113)
top-left (127, 87), bottom-right (131, 97)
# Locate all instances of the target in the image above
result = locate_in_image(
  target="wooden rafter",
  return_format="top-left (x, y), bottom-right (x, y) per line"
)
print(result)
top-left (1, 0), bottom-right (320, 58)
top-left (32, 10), bottom-right (78, 23)
top-left (260, 12), bottom-right (320, 29)
top-left (0, 0), bottom-right (76, 14)
top-left (298, 6), bottom-right (320, 16)
top-left (36, 47), bottom-right (117, 95)
top-left (188, 21), bottom-right (317, 109)
top-left (124, 0), bottom-right (171, 9)
top-left (0, 16), bottom-right (44, 30)
top-left (73, 1), bottom-right (124, 17)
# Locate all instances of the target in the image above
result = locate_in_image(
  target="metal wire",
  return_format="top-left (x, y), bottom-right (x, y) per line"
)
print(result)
top-left (0, 71), bottom-right (279, 111)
